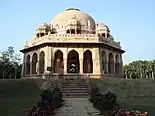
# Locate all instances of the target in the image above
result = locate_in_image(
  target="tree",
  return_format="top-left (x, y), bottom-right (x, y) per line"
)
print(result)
top-left (124, 60), bottom-right (155, 79)
top-left (0, 46), bottom-right (22, 79)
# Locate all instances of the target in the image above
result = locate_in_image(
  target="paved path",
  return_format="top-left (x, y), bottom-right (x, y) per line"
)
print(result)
top-left (53, 98), bottom-right (102, 116)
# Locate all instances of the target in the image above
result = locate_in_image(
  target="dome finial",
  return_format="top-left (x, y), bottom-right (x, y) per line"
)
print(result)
top-left (66, 8), bottom-right (80, 11)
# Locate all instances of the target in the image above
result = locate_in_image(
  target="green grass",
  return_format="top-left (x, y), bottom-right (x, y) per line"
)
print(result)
top-left (91, 78), bottom-right (155, 116)
top-left (0, 79), bottom-right (44, 116)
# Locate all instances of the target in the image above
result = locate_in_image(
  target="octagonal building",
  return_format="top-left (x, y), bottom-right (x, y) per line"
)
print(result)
top-left (20, 8), bottom-right (125, 79)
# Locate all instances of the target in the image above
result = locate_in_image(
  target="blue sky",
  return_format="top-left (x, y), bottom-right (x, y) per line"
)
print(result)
top-left (0, 0), bottom-right (155, 64)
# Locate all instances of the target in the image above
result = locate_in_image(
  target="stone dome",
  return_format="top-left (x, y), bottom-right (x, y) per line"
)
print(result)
top-left (51, 8), bottom-right (96, 34)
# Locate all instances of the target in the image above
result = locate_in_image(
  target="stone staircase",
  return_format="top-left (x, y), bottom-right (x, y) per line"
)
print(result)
top-left (60, 78), bottom-right (90, 98)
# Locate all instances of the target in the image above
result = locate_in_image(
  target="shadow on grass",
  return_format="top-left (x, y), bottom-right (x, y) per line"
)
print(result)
top-left (0, 79), bottom-right (44, 116)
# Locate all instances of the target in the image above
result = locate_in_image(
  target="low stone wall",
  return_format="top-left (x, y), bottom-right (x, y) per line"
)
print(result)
top-left (21, 73), bottom-right (124, 80)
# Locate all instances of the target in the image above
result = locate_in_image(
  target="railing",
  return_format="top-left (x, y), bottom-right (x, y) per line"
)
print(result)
top-left (24, 34), bottom-right (121, 49)
top-left (49, 34), bottom-right (97, 37)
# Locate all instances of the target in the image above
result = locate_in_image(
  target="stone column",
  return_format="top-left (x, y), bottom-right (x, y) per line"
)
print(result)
top-left (21, 54), bottom-right (26, 77)
top-left (37, 54), bottom-right (39, 74)
top-left (79, 51), bottom-right (83, 74)
top-left (104, 54), bottom-right (108, 74)
top-left (93, 48), bottom-right (101, 78)
top-left (63, 51), bottom-right (67, 74)
top-left (44, 46), bottom-right (52, 75)
top-left (30, 55), bottom-right (32, 75)
top-left (113, 60), bottom-right (115, 74)
top-left (120, 54), bottom-right (124, 76)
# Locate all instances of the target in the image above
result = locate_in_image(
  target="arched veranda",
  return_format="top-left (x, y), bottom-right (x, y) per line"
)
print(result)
top-left (115, 54), bottom-right (120, 74)
top-left (83, 50), bottom-right (93, 73)
top-left (67, 50), bottom-right (80, 73)
top-left (26, 54), bottom-right (30, 74)
top-left (54, 50), bottom-right (64, 73)
top-left (108, 53), bottom-right (114, 74)
top-left (102, 50), bottom-right (107, 74)
top-left (39, 51), bottom-right (45, 74)
top-left (32, 53), bottom-right (38, 74)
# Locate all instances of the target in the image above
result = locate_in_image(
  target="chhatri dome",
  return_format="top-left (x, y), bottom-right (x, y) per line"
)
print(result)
top-left (20, 8), bottom-right (125, 79)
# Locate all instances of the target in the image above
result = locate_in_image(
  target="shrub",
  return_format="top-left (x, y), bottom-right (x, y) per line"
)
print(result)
top-left (89, 86), bottom-right (100, 103)
top-left (108, 108), bottom-right (149, 116)
top-left (40, 80), bottom-right (53, 92)
top-left (40, 89), bottom-right (53, 101)
top-left (89, 85), bottom-right (149, 116)
top-left (25, 81), bottom-right (64, 116)
top-left (90, 86), bottom-right (119, 111)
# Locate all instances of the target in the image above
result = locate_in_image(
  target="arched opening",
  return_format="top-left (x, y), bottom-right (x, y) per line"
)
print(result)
top-left (39, 51), bottom-right (45, 74)
top-left (70, 29), bottom-right (75, 34)
top-left (108, 53), bottom-right (114, 74)
top-left (32, 53), bottom-right (38, 74)
top-left (77, 22), bottom-right (81, 34)
top-left (102, 33), bottom-right (105, 37)
top-left (26, 54), bottom-right (30, 74)
top-left (36, 33), bottom-right (39, 38)
top-left (102, 50), bottom-right (107, 74)
top-left (77, 29), bottom-right (81, 34)
top-left (54, 50), bottom-right (64, 73)
top-left (115, 54), bottom-right (120, 74)
top-left (40, 33), bottom-right (44, 37)
top-left (66, 30), bottom-right (70, 34)
top-left (107, 34), bottom-right (110, 38)
top-left (67, 50), bottom-right (79, 73)
top-left (83, 50), bottom-right (93, 73)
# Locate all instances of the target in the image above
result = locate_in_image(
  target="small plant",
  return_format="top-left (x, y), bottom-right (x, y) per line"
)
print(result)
top-left (25, 81), bottom-right (64, 116)
top-left (108, 108), bottom-right (149, 116)
top-left (90, 85), bottom-right (119, 111)
top-left (40, 89), bottom-right (52, 101)
top-left (89, 85), bottom-right (149, 116)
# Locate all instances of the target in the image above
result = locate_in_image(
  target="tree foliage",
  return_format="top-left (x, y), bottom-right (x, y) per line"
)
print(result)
top-left (124, 60), bottom-right (155, 79)
top-left (0, 46), bottom-right (22, 79)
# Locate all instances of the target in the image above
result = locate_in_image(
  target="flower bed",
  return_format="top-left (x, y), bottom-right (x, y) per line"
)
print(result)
top-left (89, 85), bottom-right (149, 116)
top-left (24, 80), bottom-right (64, 116)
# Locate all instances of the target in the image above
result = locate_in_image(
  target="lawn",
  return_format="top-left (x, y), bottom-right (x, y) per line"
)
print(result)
top-left (91, 78), bottom-right (155, 116)
top-left (0, 79), bottom-right (44, 116)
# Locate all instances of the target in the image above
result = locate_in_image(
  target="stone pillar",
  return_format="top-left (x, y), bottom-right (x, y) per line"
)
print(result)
top-left (44, 46), bottom-right (52, 75)
top-left (39, 33), bottom-right (41, 38)
top-left (37, 54), bottom-right (39, 74)
top-left (113, 60), bottom-right (115, 74)
top-left (63, 51), bottom-right (67, 74)
top-left (93, 48), bottom-right (101, 78)
top-left (36, 61), bottom-right (39, 74)
top-left (120, 54), bottom-right (124, 76)
top-left (104, 54), bottom-right (108, 74)
top-left (21, 54), bottom-right (26, 77)
top-left (80, 60), bottom-right (83, 74)
top-left (30, 55), bottom-right (32, 75)
top-left (79, 50), bottom-right (83, 74)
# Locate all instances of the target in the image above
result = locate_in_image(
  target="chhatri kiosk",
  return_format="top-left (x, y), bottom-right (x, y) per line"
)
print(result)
top-left (20, 8), bottom-right (125, 79)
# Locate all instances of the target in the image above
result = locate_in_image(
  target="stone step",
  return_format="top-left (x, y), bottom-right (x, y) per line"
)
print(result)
top-left (63, 96), bottom-right (89, 98)
top-left (61, 88), bottom-right (89, 91)
top-left (61, 82), bottom-right (87, 84)
top-left (62, 92), bottom-right (89, 96)
top-left (61, 85), bottom-right (89, 88)
top-left (62, 94), bottom-right (89, 97)
top-left (61, 83), bottom-right (88, 85)
top-left (61, 81), bottom-right (87, 83)
top-left (62, 79), bottom-right (87, 82)
top-left (61, 85), bottom-right (88, 88)
top-left (61, 90), bottom-right (89, 93)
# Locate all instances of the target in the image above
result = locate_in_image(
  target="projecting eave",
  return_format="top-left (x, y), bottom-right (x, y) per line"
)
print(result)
top-left (20, 42), bottom-right (125, 54)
